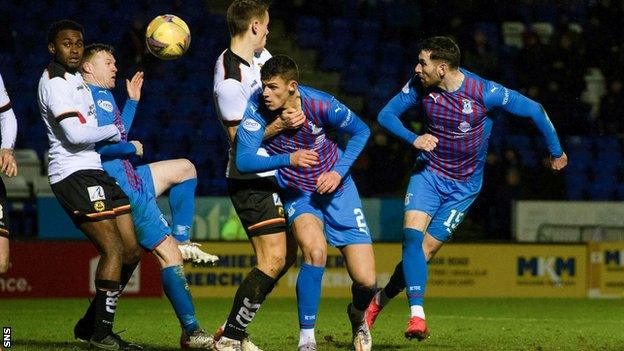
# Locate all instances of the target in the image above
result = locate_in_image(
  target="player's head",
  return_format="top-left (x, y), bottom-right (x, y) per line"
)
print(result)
top-left (415, 36), bottom-right (461, 88)
top-left (47, 20), bottom-right (84, 72)
top-left (227, 0), bottom-right (270, 51)
top-left (81, 43), bottom-right (117, 89)
top-left (260, 55), bottom-right (299, 111)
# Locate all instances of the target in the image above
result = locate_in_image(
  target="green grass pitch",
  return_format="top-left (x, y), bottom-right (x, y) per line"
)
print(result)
top-left (1, 297), bottom-right (623, 350)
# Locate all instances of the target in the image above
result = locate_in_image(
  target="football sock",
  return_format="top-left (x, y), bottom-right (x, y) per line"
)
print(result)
top-left (296, 263), bottom-right (324, 338)
top-left (383, 261), bottom-right (406, 302)
top-left (80, 263), bottom-right (137, 328)
top-left (351, 282), bottom-right (377, 319)
top-left (402, 228), bottom-right (428, 309)
top-left (169, 178), bottom-right (197, 243)
top-left (92, 279), bottom-right (120, 340)
top-left (162, 265), bottom-right (199, 335)
top-left (222, 267), bottom-right (275, 340)
top-left (298, 328), bottom-right (315, 347)
top-left (410, 305), bottom-right (426, 319)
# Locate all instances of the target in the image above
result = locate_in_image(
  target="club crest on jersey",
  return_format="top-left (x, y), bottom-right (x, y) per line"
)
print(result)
top-left (462, 99), bottom-right (473, 114)
top-left (93, 201), bottom-right (105, 212)
top-left (87, 186), bottom-right (106, 201)
top-left (97, 99), bottom-right (114, 112)
top-left (459, 121), bottom-right (472, 133)
top-left (308, 120), bottom-right (322, 135)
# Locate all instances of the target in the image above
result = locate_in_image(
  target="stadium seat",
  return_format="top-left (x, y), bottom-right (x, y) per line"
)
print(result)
top-left (501, 22), bottom-right (525, 49)
top-left (588, 180), bottom-right (615, 201)
top-left (33, 176), bottom-right (53, 197)
top-left (531, 23), bottom-right (554, 43)
top-left (1, 175), bottom-right (30, 199)
top-left (297, 17), bottom-right (324, 49)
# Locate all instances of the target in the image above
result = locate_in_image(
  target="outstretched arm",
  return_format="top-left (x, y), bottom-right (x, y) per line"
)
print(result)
top-left (484, 82), bottom-right (566, 170)
top-left (377, 79), bottom-right (420, 145)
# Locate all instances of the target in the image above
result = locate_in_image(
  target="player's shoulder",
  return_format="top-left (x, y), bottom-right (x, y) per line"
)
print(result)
top-left (300, 85), bottom-right (335, 103)
top-left (460, 68), bottom-right (494, 89)
top-left (219, 49), bottom-right (250, 83)
top-left (46, 60), bottom-right (69, 81)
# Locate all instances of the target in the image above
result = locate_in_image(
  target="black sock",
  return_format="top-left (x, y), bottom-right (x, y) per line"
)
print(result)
top-left (92, 279), bottom-right (120, 340)
top-left (384, 261), bottom-right (406, 299)
top-left (81, 264), bottom-right (137, 327)
top-left (352, 282), bottom-right (377, 311)
top-left (222, 268), bottom-right (275, 340)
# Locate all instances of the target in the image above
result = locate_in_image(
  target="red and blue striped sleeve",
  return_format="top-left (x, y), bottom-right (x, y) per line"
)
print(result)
top-left (326, 98), bottom-right (370, 178)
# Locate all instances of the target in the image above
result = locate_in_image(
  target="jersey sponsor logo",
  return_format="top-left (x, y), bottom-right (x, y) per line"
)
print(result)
top-left (242, 118), bottom-right (261, 132)
top-left (97, 99), bottom-right (114, 112)
top-left (458, 121), bottom-right (472, 133)
top-left (462, 99), bottom-right (473, 114)
top-left (339, 109), bottom-right (353, 128)
top-left (429, 93), bottom-right (440, 103)
top-left (87, 186), bottom-right (106, 201)
top-left (93, 201), bottom-right (105, 212)
top-left (235, 297), bottom-right (261, 327)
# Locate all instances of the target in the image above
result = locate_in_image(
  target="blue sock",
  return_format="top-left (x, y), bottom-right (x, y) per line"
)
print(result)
top-left (296, 263), bottom-right (325, 329)
top-left (162, 265), bottom-right (199, 334)
top-left (169, 178), bottom-right (197, 243)
top-left (402, 228), bottom-right (428, 307)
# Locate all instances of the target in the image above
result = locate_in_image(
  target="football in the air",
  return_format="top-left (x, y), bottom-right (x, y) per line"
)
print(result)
top-left (145, 14), bottom-right (191, 60)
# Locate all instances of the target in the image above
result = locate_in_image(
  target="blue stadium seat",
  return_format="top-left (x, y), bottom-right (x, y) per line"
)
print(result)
top-left (297, 17), bottom-right (324, 49)
top-left (327, 18), bottom-right (353, 43)
top-left (565, 172), bottom-right (587, 200)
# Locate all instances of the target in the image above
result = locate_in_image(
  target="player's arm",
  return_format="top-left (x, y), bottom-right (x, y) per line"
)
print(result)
top-left (236, 108), bottom-right (318, 173)
top-left (0, 74), bottom-right (18, 177)
top-left (484, 81), bottom-right (567, 170)
top-left (215, 80), bottom-right (297, 142)
top-left (48, 80), bottom-right (120, 145)
top-left (316, 99), bottom-right (370, 194)
top-left (120, 71), bottom-right (143, 133)
top-left (377, 78), bottom-right (420, 145)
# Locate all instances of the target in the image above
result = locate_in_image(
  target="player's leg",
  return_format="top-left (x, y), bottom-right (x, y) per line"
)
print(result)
top-left (146, 159), bottom-right (196, 241)
top-left (138, 161), bottom-right (218, 265)
top-left (215, 177), bottom-right (290, 351)
top-left (0, 180), bottom-right (10, 274)
top-left (0, 236), bottom-right (8, 274)
top-left (292, 211), bottom-right (326, 350)
top-left (51, 170), bottom-right (141, 349)
top-left (324, 178), bottom-right (376, 351)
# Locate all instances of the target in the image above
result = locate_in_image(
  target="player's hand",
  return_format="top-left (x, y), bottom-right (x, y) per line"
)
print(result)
top-left (413, 134), bottom-right (438, 152)
top-left (316, 171), bottom-right (342, 194)
top-left (279, 108), bottom-right (306, 129)
top-left (290, 149), bottom-right (319, 168)
top-left (0, 149), bottom-right (17, 177)
top-left (129, 140), bottom-right (143, 157)
top-left (550, 152), bottom-right (567, 171)
top-left (126, 71), bottom-right (144, 101)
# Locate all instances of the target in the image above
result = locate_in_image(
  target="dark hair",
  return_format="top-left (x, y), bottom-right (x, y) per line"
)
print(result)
top-left (226, 0), bottom-right (270, 37)
top-left (261, 54), bottom-right (299, 82)
top-left (419, 36), bottom-right (461, 68)
top-left (47, 19), bottom-right (84, 44)
top-left (83, 43), bottom-right (115, 62)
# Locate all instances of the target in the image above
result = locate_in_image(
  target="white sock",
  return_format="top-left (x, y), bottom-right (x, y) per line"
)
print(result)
top-left (410, 305), bottom-right (425, 319)
top-left (298, 328), bottom-right (315, 346)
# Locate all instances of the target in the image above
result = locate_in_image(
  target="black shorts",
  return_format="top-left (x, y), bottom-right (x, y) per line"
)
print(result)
top-left (50, 170), bottom-right (131, 226)
top-left (0, 178), bottom-right (8, 238)
top-left (227, 176), bottom-right (286, 237)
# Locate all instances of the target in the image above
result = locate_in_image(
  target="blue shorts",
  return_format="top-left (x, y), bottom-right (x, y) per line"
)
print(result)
top-left (281, 175), bottom-right (372, 247)
top-left (125, 165), bottom-right (170, 251)
top-left (405, 167), bottom-right (482, 242)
